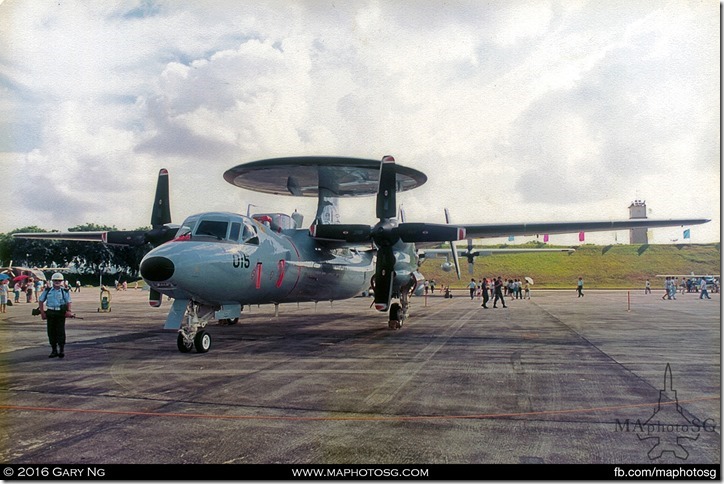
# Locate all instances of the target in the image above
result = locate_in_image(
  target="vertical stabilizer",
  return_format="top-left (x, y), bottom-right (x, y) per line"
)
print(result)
top-left (151, 169), bottom-right (172, 227)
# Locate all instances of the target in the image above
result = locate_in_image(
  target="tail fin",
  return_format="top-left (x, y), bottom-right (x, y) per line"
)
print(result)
top-left (150, 169), bottom-right (171, 227)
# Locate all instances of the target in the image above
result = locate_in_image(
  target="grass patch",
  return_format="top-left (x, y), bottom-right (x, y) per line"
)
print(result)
top-left (421, 243), bottom-right (720, 289)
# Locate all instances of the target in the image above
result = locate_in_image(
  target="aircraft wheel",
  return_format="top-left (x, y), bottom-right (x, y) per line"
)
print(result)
top-left (194, 330), bottom-right (211, 353)
top-left (388, 303), bottom-right (403, 330)
top-left (177, 333), bottom-right (193, 353)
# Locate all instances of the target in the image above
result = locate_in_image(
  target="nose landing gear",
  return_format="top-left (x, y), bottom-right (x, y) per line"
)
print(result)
top-left (177, 302), bottom-right (214, 353)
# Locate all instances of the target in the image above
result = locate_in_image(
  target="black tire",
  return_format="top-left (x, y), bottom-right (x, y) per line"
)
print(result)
top-left (177, 333), bottom-right (193, 353)
top-left (194, 330), bottom-right (211, 353)
top-left (388, 303), bottom-right (403, 330)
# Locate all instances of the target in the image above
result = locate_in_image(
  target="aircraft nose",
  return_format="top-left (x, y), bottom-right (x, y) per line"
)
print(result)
top-left (140, 256), bottom-right (175, 281)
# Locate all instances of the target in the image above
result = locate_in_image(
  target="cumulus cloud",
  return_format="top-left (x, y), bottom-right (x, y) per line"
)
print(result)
top-left (0, 0), bottom-right (718, 244)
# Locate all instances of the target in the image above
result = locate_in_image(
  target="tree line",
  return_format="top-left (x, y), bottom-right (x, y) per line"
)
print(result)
top-left (0, 224), bottom-right (150, 280)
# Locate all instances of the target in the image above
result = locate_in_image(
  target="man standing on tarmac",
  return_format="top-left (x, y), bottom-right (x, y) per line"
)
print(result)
top-left (480, 277), bottom-right (490, 308)
top-left (493, 276), bottom-right (507, 308)
top-left (39, 272), bottom-right (74, 359)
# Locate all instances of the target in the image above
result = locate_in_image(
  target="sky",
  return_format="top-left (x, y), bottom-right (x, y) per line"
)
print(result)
top-left (0, 0), bottom-right (720, 246)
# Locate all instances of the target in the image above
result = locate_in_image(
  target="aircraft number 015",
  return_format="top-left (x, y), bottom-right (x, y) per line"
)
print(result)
top-left (232, 253), bottom-right (251, 269)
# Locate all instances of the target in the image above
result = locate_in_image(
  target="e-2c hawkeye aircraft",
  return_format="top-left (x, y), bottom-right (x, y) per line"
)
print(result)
top-left (14, 156), bottom-right (709, 354)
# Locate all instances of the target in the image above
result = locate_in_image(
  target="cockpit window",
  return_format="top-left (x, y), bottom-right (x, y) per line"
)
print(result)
top-left (175, 216), bottom-right (199, 238)
top-left (195, 220), bottom-right (229, 240)
top-left (241, 222), bottom-right (259, 245)
top-left (229, 222), bottom-right (241, 241)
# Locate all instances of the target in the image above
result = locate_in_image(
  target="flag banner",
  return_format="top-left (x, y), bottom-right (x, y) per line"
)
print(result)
top-left (543, 234), bottom-right (549, 242)
top-left (578, 231), bottom-right (585, 242)
top-left (683, 229), bottom-right (691, 239)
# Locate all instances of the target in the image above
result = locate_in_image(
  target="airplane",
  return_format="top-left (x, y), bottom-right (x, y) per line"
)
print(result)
top-left (14, 155), bottom-right (710, 353)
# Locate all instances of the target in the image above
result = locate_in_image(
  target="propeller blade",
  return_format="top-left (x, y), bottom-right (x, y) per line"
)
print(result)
top-left (373, 246), bottom-right (396, 311)
top-left (398, 223), bottom-right (466, 243)
top-left (376, 155), bottom-right (397, 220)
top-left (444, 208), bottom-right (462, 280)
top-left (309, 223), bottom-right (372, 243)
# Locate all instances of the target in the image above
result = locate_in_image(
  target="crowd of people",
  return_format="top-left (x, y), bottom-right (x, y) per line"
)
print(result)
top-left (655, 276), bottom-right (716, 301)
top-left (423, 274), bottom-right (718, 304)
top-left (8, 277), bottom-right (55, 304)
top-left (426, 276), bottom-right (534, 308)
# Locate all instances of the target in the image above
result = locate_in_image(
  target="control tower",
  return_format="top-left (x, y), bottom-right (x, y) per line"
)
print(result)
top-left (629, 199), bottom-right (648, 244)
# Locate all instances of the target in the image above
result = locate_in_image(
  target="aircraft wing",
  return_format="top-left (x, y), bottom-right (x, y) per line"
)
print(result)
top-left (13, 225), bottom-right (180, 248)
top-left (10, 229), bottom-right (179, 247)
top-left (12, 169), bottom-right (178, 248)
top-left (461, 219), bottom-right (710, 239)
top-left (420, 247), bottom-right (575, 258)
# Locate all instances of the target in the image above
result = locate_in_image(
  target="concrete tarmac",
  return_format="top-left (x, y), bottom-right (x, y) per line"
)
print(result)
top-left (0, 287), bottom-right (719, 465)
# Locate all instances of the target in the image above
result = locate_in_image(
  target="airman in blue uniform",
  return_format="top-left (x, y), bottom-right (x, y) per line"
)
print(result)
top-left (39, 273), bottom-right (73, 358)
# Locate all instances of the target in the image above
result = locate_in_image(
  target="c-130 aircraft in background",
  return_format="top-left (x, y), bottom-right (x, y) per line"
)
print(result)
top-left (14, 156), bottom-right (709, 353)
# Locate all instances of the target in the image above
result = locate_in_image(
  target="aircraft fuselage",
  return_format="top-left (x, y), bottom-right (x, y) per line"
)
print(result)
top-left (140, 212), bottom-right (378, 307)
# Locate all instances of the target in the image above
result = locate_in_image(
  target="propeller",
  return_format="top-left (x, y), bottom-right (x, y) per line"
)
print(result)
top-left (310, 156), bottom-right (466, 312)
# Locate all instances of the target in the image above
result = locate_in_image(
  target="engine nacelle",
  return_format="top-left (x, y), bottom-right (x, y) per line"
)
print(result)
top-left (441, 262), bottom-right (453, 272)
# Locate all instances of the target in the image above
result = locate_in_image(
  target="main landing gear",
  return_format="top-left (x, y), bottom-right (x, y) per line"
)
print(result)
top-left (388, 279), bottom-right (414, 330)
top-left (177, 302), bottom-right (214, 353)
top-left (388, 302), bottom-right (404, 329)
